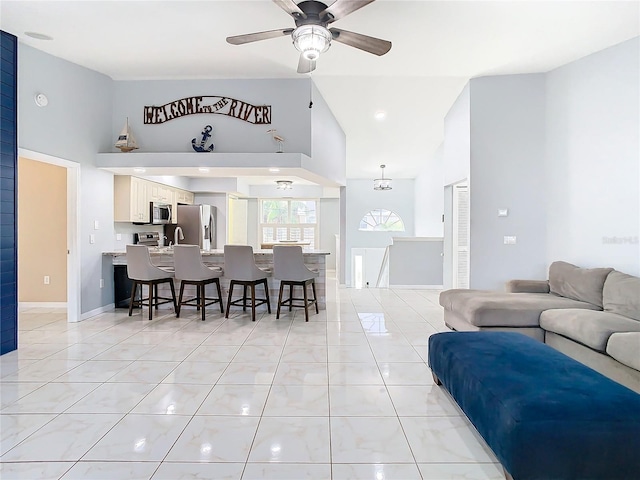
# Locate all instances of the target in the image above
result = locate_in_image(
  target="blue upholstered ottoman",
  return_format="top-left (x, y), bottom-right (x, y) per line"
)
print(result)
top-left (428, 331), bottom-right (640, 480)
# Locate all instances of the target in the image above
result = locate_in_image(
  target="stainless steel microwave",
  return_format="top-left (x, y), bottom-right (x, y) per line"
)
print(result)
top-left (150, 202), bottom-right (172, 224)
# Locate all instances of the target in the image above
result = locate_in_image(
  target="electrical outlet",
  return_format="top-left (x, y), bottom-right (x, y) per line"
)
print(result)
top-left (44, 275), bottom-right (50, 285)
top-left (90, 234), bottom-right (95, 244)
top-left (116, 233), bottom-right (122, 241)
top-left (100, 278), bottom-right (104, 288)
top-left (504, 236), bottom-right (517, 245)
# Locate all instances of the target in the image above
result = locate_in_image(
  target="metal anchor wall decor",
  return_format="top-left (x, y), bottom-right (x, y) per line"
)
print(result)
top-left (192, 125), bottom-right (215, 152)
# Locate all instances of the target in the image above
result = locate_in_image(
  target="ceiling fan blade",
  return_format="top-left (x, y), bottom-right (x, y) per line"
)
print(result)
top-left (329, 28), bottom-right (391, 56)
top-left (297, 54), bottom-right (316, 74)
top-left (226, 28), bottom-right (294, 45)
top-left (273, 0), bottom-right (307, 19)
top-left (320, 0), bottom-right (376, 23)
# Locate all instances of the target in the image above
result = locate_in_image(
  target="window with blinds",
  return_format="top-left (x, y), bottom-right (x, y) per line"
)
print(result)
top-left (259, 199), bottom-right (318, 249)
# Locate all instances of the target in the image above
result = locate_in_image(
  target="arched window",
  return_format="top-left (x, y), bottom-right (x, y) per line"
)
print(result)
top-left (359, 209), bottom-right (405, 232)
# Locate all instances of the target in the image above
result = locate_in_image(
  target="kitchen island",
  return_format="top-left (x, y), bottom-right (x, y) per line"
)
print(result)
top-left (104, 248), bottom-right (330, 311)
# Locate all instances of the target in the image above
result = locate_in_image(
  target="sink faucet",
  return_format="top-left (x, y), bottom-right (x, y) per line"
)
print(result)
top-left (174, 226), bottom-right (184, 246)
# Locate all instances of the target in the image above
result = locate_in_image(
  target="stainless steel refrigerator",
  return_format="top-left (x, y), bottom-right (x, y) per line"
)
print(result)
top-left (176, 204), bottom-right (216, 250)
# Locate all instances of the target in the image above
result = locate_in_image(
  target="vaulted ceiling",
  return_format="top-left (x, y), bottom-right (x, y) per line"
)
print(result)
top-left (1, 0), bottom-right (638, 181)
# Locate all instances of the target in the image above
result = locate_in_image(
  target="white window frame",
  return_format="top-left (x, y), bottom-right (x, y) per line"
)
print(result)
top-left (259, 198), bottom-right (319, 249)
top-left (358, 208), bottom-right (406, 232)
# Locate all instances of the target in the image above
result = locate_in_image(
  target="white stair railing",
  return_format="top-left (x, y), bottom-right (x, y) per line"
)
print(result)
top-left (376, 245), bottom-right (390, 288)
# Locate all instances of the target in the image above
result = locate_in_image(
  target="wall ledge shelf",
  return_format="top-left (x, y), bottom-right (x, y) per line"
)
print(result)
top-left (96, 152), bottom-right (343, 187)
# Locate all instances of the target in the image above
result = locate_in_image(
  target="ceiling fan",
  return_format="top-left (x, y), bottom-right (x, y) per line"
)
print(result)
top-left (226, 0), bottom-right (392, 74)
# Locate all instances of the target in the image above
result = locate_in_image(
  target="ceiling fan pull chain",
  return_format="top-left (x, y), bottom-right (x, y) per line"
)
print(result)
top-left (309, 71), bottom-right (313, 109)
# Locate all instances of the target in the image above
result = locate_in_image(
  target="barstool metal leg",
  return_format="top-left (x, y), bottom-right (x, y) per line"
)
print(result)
top-left (200, 283), bottom-right (206, 321)
top-left (148, 283), bottom-right (154, 320)
top-left (303, 281), bottom-right (310, 322)
top-left (250, 283), bottom-right (257, 321)
top-left (169, 279), bottom-right (178, 312)
top-left (215, 279), bottom-right (224, 313)
top-left (128, 281), bottom-right (138, 317)
top-left (311, 280), bottom-right (319, 314)
top-left (264, 279), bottom-right (271, 313)
top-left (225, 281), bottom-right (235, 318)
top-left (177, 280), bottom-right (186, 317)
top-left (288, 284), bottom-right (294, 312)
top-left (276, 282), bottom-right (284, 319)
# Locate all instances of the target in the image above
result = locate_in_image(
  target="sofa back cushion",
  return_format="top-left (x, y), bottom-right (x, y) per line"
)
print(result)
top-left (603, 271), bottom-right (640, 321)
top-left (548, 261), bottom-right (613, 308)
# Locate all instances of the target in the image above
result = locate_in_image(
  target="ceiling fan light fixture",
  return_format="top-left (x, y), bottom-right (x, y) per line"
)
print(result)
top-left (373, 164), bottom-right (392, 191)
top-left (293, 25), bottom-right (332, 61)
top-left (276, 180), bottom-right (293, 190)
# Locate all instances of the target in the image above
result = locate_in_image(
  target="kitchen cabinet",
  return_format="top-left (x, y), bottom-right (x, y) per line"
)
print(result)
top-left (149, 184), bottom-right (173, 204)
top-left (114, 176), bottom-right (195, 224)
top-left (172, 188), bottom-right (194, 223)
top-left (114, 175), bottom-right (150, 223)
top-left (175, 189), bottom-right (194, 205)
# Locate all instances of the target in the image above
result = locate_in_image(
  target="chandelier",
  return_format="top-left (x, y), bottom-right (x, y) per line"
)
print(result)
top-left (373, 164), bottom-right (392, 190)
top-left (276, 180), bottom-right (293, 190)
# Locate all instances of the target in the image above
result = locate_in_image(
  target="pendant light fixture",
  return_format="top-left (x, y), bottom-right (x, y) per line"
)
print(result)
top-left (373, 164), bottom-right (392, 191)
top-left (276, 180), bottom-right (293, 190)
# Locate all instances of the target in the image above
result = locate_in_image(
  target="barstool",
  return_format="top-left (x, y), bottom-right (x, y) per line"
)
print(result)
top-left (224, 245), bottom-right (271, 322)
top-left (126, 244), bottom-right (177, 320)
top-left (273, 245), bottom-right (318, 322)
top-left (173, 245), bottom-right (224, 321)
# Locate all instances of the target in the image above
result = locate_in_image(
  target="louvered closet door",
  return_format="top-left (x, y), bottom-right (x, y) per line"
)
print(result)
top-left (452, 184), bottom-right (469, 289)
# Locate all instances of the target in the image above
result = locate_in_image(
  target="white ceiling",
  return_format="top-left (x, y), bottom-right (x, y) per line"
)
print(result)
top-left (2, 0), bottom-right (638, 182)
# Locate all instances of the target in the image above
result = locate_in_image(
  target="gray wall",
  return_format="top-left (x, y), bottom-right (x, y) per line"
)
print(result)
top-left (18, 45), bottom-right (115, 315)
top-left (440, 87), bottom-right (470, 289)
top-left (443, 84), bottom-right (470, 186)
top-left (469, 74), bottom-right (548, 289)
top-left (545, 37), bottom-right (640, 275)
top-left (345, 179), bottom-right (415, 286)
top-left (319, 198), bottom-right (339, 270)
top-left (389, 239), bottom-right (444, 286)
top-left (414, 144), bottom-right (444, 237)
top-left (310, 82), bottom-right (347, 186)
top-left (436, 38), bottom-right (639, 290)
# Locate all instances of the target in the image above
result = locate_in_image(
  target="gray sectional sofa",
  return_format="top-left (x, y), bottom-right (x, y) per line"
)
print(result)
top-left (439, 261), bottom-right (640, 393)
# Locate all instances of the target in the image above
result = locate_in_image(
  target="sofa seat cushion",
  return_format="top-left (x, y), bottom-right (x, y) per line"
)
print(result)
top-left (540, 309), bottom-right (640, 353)
top-left (607, 332), bottom-right (640, 371)
top-left (439, 290), bottom-right (599, 327)
top-left (603, 270), bottom-right (640, 321)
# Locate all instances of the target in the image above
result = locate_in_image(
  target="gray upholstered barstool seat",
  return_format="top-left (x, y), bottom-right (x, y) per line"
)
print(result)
top-left (126, 244), bottom-right (177, 320)
top-left (224, 245), bottom-right (271, 322)
top-left (273, 245), bottom-right (318, 322)
top-left (173, 245), bottom-right (224, 321)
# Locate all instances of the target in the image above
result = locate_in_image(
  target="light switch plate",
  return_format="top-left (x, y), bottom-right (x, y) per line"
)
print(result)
top-left (90, 234), bottom-right (95, 244)
top-left (94, 220), bottom-right (99, 230)
top-left (498, 209), bottom-right (509, 217)
top-left (116, 233), bottom-right (122, 241)
top-left (504, 236), bottom-right (517, 245)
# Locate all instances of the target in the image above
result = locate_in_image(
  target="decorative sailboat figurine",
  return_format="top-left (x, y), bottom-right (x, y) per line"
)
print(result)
top-left (115, 117), bottom-right (139, 152)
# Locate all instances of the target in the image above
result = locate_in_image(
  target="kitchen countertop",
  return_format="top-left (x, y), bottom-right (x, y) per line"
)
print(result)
top-left (103, 248), bottom-right (330, 256)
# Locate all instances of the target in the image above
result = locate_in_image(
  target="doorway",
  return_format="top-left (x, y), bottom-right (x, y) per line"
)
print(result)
top-left (17, 149), bottom-right (80, 323)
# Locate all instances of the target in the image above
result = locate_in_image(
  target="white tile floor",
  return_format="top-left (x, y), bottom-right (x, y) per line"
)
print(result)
top-left (1, 276), bottom-right (505, 479)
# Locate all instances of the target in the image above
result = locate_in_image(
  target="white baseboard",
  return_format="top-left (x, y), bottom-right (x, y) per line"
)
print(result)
top-left (80, 303), bottom-right (115, 322)
top-left (389, 284), bottom-right (443, 289)
top-left (19, 302), bottom-right (67, 310)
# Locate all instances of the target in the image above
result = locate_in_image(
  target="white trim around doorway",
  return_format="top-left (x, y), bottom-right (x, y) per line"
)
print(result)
top-left (18, 148), bottom-right (81, 323)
